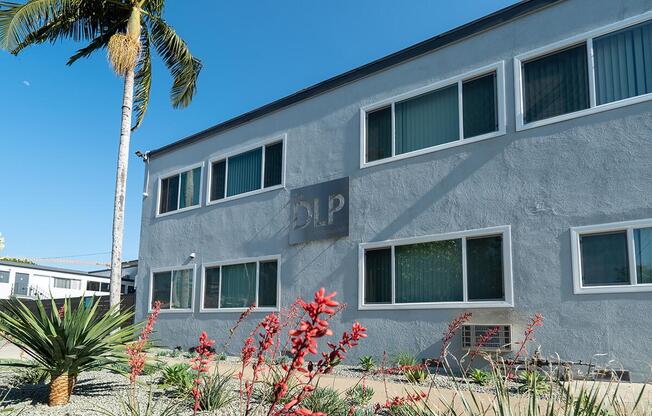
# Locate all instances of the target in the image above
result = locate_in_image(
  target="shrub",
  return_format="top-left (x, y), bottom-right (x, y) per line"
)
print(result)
top-left (252, 366), bottom-right (301, 405)
top-left (159, 363), bottom-right (193, 393)
top-left (302, 387), bottom-right (349, 416)
top-left (358, 355), bottom-right (375, 372)
top-left (194, 371), bottom-right (235, 411)
top-left (469, 368), bottom-right (491, 386)
top-left (10, 366), bottom-right (49, 385)
top-left (393, 352), bottom-right (418, 367)
top-left (517, 370), bottom-right (551, 395)
top-left (0, 297), bottom-right (136, 406)
top-left (345, 384), bottom-right (374, 407)
top-left (403, 366), bottom-right (428, 383)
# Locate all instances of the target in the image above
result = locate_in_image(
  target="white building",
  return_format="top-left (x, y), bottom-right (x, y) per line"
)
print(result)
top-left (0, 260), bottom-right (135, 300)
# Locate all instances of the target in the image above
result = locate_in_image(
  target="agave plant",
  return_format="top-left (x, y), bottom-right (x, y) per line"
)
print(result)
top-left (0, 297), bottom-right (137, 406)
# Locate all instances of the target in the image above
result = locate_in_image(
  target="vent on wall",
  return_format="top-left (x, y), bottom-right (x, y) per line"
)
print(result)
top-left (461, 324), bottom-right (512, 352)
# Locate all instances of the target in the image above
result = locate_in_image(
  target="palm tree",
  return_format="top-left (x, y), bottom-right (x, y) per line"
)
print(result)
top-left (0, 0), bottom-right (202, 307)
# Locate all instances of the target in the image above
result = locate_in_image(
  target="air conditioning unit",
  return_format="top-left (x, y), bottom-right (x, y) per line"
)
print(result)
top-left (461, 324), bottom-right (512, 352)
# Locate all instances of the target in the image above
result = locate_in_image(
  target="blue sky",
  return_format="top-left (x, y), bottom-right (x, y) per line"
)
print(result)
top-left (1, 0), bottom-right (515, 270)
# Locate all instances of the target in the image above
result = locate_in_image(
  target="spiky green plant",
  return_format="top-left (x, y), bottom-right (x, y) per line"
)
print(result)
top-left (194, 371), bottom-right (235, 411)
top-left (302, 387), bottom-right (349, 416)
top-left (0, 297), bottom-right (137, 406)
top-left (394, 352), bottom-right (418, 367)
top-left (468, 368), bottom-right (491, 386)
top-left (93, 387), bottom-right (180, 416)
top-left (359, 355), bottom-right (376, 372)
top-left (345, 384), bottom-right (375, 407)
top-left (159, 363), bottom-right (193, 394)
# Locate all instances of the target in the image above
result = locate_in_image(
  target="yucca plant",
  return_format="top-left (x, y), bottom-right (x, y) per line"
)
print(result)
top-left (0, 297), bottom-right (137, 406)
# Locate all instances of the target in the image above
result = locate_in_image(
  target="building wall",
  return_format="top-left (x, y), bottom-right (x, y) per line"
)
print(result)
top-left (136, 0), bottom-right (652, 379)
top-left (0, 263), bottom-right (110, 299)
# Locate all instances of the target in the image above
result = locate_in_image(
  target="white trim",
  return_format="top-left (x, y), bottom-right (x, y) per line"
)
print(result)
top-left (514, 11), bottom-right (652, 131)
top-left (360, 61), bottom-right (507, 169)
top-left (148, 264), bottom-right (196, 313)
top-left (200, 255), bottom-right (281, 313)
top-left (571, 218), bottom-right (652, 295)
top-left (358, 225), bottom-right (513, 310)
top-left (155, 162), bottom-right (205, 218)
top-left (206, 134), bottom-right (287, 206)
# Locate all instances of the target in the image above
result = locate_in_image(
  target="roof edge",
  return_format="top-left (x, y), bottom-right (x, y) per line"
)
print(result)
top-left (148, 0), bottom-right (564, 159)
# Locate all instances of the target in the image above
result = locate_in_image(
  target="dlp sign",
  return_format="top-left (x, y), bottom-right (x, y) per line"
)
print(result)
top-left (289, 177), bottom-right (349, 245)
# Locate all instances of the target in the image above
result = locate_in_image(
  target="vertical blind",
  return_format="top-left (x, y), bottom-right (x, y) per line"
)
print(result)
top-left (258, 261), bottom-right (278, 307)
top-left (463, 73), bottom-right (498, 138)
top-left (220, 263), bottom-right (256, 308)
top-left (635, 227), bottom-right (652, 284)
top-left (580, 231), bottom-right (630, 286)
top-left (594, 21), bottom-right (652, 105)
top-left (179, 167), bottom-right (201, 209)
top-left (366, 107), bottom-right (392, 162)
top-left (227, 149), bottom-right (262, 197)
top-left (364, 248), bottom-right (392, 304)
top-left (395, 84), bottom-right (459, 154)
top-left (171, 269), bottom-right (193, 309)
top-left (152, 271), bottom-right (171, 309)
top-left (264, 142), bottom-right (283, 187)
top-left (159, 175), bottom-right (179, 214)
top-left (466, 235), bottom-right (504, 300)
top-left (204, 267), bottom-right (221, 308)
top-left (395, 240), bottom-right (463, 303)
top-left (523, 44), bottom-right (590, 123)
top-left (210, 161), bottom-right (226, 201)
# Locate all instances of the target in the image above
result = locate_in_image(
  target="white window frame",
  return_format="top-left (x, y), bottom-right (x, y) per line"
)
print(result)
top-left (571, 218), bottom-right (652, 295)
top-left (206, 134), bottom-right (287, 206)
top-left (360, 61), bottom-right (506, 169)
top-left (358, 225), bottom-right (513, 310)
top-left (155, 162), bottom-right (205, 218)
top-left (51, 277), bottom-right (81, 290)
top-left (149, 265), bottom-right (196, 313)
top-left (515, 11), bottom-right (652, 131)
top-left (200, 255), bottom-right (281, 313)
top-left (0, 269), bottom-right (9, 284)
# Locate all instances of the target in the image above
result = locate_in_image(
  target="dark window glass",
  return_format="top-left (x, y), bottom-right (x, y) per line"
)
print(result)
top-left (100, 282), bottom-right (110, 292)
top-left (395, 240), bottom-right (463, 303)
top-left (152, 271), bottom-right (172, 309)
top-left (264, 142), bottom-right (283, 188)
top-left (159, 175), bottom-right (180, 214)
top-left (128, 286), bottom-right (136, 294)
top-left (220, 263), bottom-right (256, 308)
top-left (366, 107), bottom-right (392, 162)
top-left (463, 73), bottom-right (498, 138)
top-left (210, 160), bottom-right (226, 201)
top-left (0, 271), bottom-right (8, 284)
top-left (364, 248), bottom-right (392, 304)
top-left (594, 21), bottom-right (652, 105)
top-left (395, 84), bottom-right (459, 154)
top-left (580, 231), bottom-right (630, 286)
top-left (179, 167), bottom-right (201, 209)
top-left (258, 261), bottom-right (278, 307)
top-left (204, 266), bottom-right (220, 309)
top-left (523, 44), bottom-right (590, 123)
top-left (467, 235), bottom-right (504, 301)
top-left (86, 281), bottom-right (100, 291)
top-left (227, 148), bottom-right (262, 197)
top-left (635, 227), bottom-right (652, 284)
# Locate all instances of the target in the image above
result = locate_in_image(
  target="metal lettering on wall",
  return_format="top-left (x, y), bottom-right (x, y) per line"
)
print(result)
top-left (289, 177), bottom-right (349, 245)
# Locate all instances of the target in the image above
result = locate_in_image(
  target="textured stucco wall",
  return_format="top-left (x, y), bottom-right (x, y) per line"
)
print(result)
top-left (136, 0), bottom-right (652, 379)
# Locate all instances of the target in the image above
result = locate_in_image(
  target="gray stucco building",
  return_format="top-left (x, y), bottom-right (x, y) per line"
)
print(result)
top-left (136, 0), bottom-right (652, 380)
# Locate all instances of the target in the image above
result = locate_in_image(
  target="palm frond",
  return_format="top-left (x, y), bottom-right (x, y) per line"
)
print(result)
top-left (0, 0), bottom-right (73, 51)
top-left (66, 27), bottom-right (114, 65)
top-left (149, 15), bottom-right (201, 109)
top-left (132, 26), bottom-right (151, 130)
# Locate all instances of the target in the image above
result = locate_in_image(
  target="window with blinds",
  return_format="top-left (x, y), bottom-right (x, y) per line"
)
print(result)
top-left (159, 165), bottom-right (202, 215)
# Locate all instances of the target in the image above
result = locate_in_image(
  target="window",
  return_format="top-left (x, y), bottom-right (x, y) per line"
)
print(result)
top-left (150, 268), bottom-right (194, 310)
top-left (158, 164), bottom-right (202, 215)
top-left (86, 281), bottom-right (100, 291)
top-left (128, 286), bottom-right (136, 294)
top-left (363, 63), bottom-right (504, 166)
top-left (52, 278), bottom-right (81, 290)
top-left (100, 282), bottom-right (110, 292)
top-left (360, 226), bottom-right (512, 309)
top-left (571, 219), bottom-right (652, 294)
top-left (0, 271), bottom-right (8, 284)
top-left (202, 257), bottom-right (279, 311)
top-left (516, 15), bottom-right (652, 129)
top-left (209, 139), bottom-right (284, 203)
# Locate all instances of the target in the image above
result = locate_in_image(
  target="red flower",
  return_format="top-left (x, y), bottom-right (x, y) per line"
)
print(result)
top-left (190, 331), bottom-right (216, 413)
top-left (126, 300), bottom-right (160, 384)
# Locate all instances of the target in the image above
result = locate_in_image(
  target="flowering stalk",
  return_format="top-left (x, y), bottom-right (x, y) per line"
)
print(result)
top-left (125, 300), bottom-right (160, 402)
top-left (507, 313), bottom-right (543, 379)
top-left (465, 325), bottom-right (501, 371)
top-left (190, 331), bottom-right (216, 414)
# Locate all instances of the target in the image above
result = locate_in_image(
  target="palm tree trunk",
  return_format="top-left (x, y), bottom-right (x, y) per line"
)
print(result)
top-left (109, 68), bottom-right (135, 308)
top-left (48, 371), bottom-right (70, 406)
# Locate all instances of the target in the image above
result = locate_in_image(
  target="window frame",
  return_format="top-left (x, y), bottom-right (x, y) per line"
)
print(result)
top-left (206, 135), bottom-right (287, 206)
top-left (359, 61), bottom-right (506, 169)
top-left (148, 265), bottom-right (196, 313)
top-left (515, 11), bottom-right (652, 131)
top-left (0, 269), bottom-right (9, 284)
top-left (200, 255), bottom-right (281, 313)
top-left (51, 277), bottom-right (81, 290)
top-left (571, 218), bottom-right (652, 295)
top-left (358, 225), bottom-right (513, 310)
top-left (155, 162), bottom-right (205, 218)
